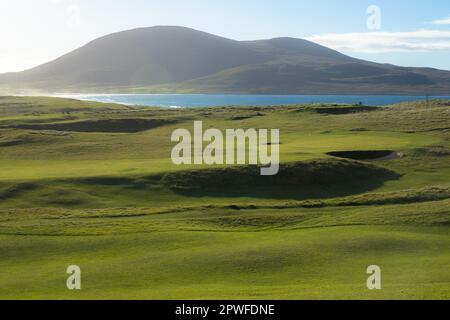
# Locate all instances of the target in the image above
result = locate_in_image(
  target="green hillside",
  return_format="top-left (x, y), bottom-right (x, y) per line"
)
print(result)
top-left (0, 96), bottom-right (449, 299)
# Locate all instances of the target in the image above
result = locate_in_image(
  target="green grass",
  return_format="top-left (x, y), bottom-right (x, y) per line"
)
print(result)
top-left (0, 96), bottom-right (449, 300)
top-left (0, 226), bottom-right (448, 300)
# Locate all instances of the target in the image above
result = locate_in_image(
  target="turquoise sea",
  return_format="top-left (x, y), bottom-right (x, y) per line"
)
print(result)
top-left (66, 94), bottom-right (450, 108)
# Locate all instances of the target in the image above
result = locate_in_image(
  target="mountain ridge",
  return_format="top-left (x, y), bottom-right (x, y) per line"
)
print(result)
top-left (1, 26), bottom-right (450, 95)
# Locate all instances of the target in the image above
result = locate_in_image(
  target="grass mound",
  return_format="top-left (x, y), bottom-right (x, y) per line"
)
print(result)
top-left (13, 118), bottom-right (176, 133)
top-left (0, 183), bottom-right (38, 200)
top-left (333, 186), bottom-right (450, 207)
top-left (411, 146), bottom-right (450, 157)
top-left (162, 159), bottom-right (400, 199)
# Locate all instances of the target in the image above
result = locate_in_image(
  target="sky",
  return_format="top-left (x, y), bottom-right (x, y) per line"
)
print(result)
top-left (1, 0), bottom-right (450, 73)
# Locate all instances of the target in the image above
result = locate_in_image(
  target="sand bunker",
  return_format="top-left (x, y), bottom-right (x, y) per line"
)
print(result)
top-left (327, 150), bottom-right (404, 161)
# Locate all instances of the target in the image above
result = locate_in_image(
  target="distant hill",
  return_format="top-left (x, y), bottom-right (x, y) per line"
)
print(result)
top-left (1, 26), bottom-right (450, 94)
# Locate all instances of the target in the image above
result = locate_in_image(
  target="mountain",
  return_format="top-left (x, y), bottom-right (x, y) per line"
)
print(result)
top-left (1, 26), bottom-right (450, 94)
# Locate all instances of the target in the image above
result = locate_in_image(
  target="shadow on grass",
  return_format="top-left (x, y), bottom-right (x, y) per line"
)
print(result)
top-left (13, 118), bottom-right (176, 133)
top-left (162, 159), bottom-right (401, 200)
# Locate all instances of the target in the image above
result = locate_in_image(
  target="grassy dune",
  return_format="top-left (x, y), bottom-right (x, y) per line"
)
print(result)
top-left (0, 97), bottom-right (449, 299)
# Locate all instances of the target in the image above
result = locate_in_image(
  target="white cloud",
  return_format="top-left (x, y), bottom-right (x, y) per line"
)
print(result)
top-left (430, 16), bottom-right (450, 25)
top-left (304, 30), bottom-right (450, 53)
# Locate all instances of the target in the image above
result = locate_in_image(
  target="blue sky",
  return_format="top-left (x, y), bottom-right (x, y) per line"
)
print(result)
top-left (0, 0), bottom-right (449, 72)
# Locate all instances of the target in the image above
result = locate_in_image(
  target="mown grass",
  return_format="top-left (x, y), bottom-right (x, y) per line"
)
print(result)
top-left (0, 226), bottom-right (448, 299)
top-left (0, 96), bottom-right (449, 299)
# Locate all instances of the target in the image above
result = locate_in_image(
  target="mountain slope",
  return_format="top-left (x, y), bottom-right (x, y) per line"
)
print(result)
top-left (174, 59), bottom-right (446, 94)
top-left (0, 26), bottom-right (270, 90)
top-left (1, 26), bottom-right (450, 94)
